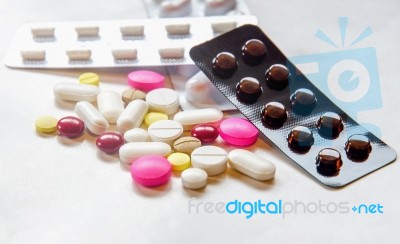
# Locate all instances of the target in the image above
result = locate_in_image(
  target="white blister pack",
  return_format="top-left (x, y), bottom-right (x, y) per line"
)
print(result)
top-left (143, 0), bottom-right (251, 18)
top-left (4, 15), bottom-right (257, 69)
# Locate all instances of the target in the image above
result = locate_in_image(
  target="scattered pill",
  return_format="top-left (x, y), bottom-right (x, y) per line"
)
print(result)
top-left (75, 26), bottom-right (99, 37)
top-left (316, 112), bottom-right (344, 139)
top-left (167, 152), bottom-right (191, 171)
top-left (66, 49), bottom-right (92, 61)
top-left (228, 149), bottom-right (276, 181)
top-left (205, 0), bottom-right (237, 16)
top-left (74, 101), bottom-right (109, 135)
top-left (144, 112), bottom-right (169, 127)
top-left (211, 21), bottom-right (236, 33)
top-left (287, 126), bottom-right (314, 153)
top-left (345, 134), bottom-right (372, 160)
top-left (146, 88), bottom-right (180, 115)
top-left (212, 52), bottom-right (237, 78)
top-left (127, 70), bottom-right (165, 92)
top-left (185, 72), bottom-right (211, 104)
top-left (35, 115), bottom-right (58, 133)
top-left (53, 82), bottom-right (99, 102)
top-left (119, 142), bottom-right (171, 164)
top-left (165, 23), bottom-right (191, 35)
top-left (174, 108), bottom-right (223, 129)
top-left (31, 27), bottom-right (55, 38)
top-left (191, 146), bottom-right (227, 176)
top-left (131, 155), bottom-right (172, 187)
top-left (148, 120), bottom-right (183, 145)
top-left (160, 0), bottom-right (192, 18)
top-left (158, 47), bottom-right (185, 59)
top-left (124, 128), bottom-right (149, 142)
top-left (219, 118), bottom-right (258, 147)
top-left (20, 50), bottom-right (46, 61)
top-left (316, 148), bottom-right (343, 176)
top-left (173, 136), bottom-right (202, 154)
top-left (121, 88), bottom-right (146, 104)
top-left (97, 91), bottom-right (124, 124)
top-left (79, 72), bottom-right (99, 86)
top-left (236, 77), bottom-right (262, 104)
top-left (96, 132), bottom-right (124, 154)
top-left (191, 124), bottom-right (219, 143)
top-left (117, 99), bottom-right (149, 133)
top-left (57, 116), bottom-right (85, 138)
top-left (242, 39), bottom-right (266, 65)
top-left (112, 48), bottom-right (138, 60)
top-left (120, 25), bottom-right (144, 36)
top-left (181, 168), bottom-right (208, 189)
top-left (265, 64), bottom-right (290, 91)
top-left (261, 102), bottom-right (287, 128)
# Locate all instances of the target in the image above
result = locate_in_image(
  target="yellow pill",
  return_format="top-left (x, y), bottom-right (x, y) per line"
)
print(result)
top-left (167, 152), bottom-right (191, 171)
top-left (144, 112), bottom-right (168, 127)
top-left (79, 72), bottom-right (100, 86)
top-left (35, 115), bottom-right (58, 133)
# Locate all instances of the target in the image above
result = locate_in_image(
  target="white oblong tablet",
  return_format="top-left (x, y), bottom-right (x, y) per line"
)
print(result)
top-left (148, 120), bottom-right (183, 145)
top-left (75, 26), bottom-right (99, 37)
top-left (181, 168), bottom-right (208, 189)
top-left (158, 47), bottom-right (185, 59)
top-left (228, 149), bottom-right (276, 181)
top-left (191, 146), bottom-right (227, 176)
top-left (120, 25), bottom-right (144, 36)
top-left (165, 23), bottom-right (191, 35)
top-left (119, 142), bottom-right (171, 164)
top-left (20, 50), bottom-right (46, 61)
top-left (66, 49), bottom-right (92, 61)
top-left (74, 101), bottom-right (109, 135)
top-left (174, 108), bottom-right (223, 128)
top-left (124, 128), bottom-right (149, 142)
top-left (185, 72), bottom-right (211, 103)
top-left (31, 27), bottom-right (55, 38)
top-left (146, 88), bottom-right (180, 115)
top-left (211, 21), bottom-right (237, 33)
top-left (97, 91), bottom-right (124, 124)
top-left (117, 99), bottom-right (149, 133)
top-left (53, 82), bottom-right (99, 102)
top-left (160, 0), bottom-right (191, 18)
top-left (205, 0), bottom-right (237, 16)
top-left (112, 49), bottom-right (137, 60)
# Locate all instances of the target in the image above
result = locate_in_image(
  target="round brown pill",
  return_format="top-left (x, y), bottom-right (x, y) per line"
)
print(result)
top-left (290, 88), bottom-right (317, 115)
top-left (345, 134), bottom-right (372, 160)
top-left (236, 77), bottom-right (262, 104)
top-left (212, 52), bottom-right (238, 78)
top-left (287, 126), bottom-right (314, 152)
top-left (173, 136), bottom-right (202, 155)
top-left (265, 64), bottom-right (290, 90)
top-left (316, 148), bottom-right (343, 176)
top-left (242, 39), bottom-right (266, 65)
top-left (122, 88), bottom-right (146, 104)
top-left (316, 112), bottom-right (344, 139)
top-left (261, 102), bottom-right (287, 128)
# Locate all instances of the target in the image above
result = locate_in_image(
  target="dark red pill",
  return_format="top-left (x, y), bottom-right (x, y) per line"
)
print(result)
top-left (316, 148), bottom-right (343, 176)
top-left (96, 132), bottom-right (124, 154)
top-left (57, 116), bottom-right (85, 138)
top-left (191, 124), bottom-right (219, 143)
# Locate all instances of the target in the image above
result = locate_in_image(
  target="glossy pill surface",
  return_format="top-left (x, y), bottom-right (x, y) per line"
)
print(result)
top-left (316, 148), bottom-right (343, 176)
top-left (219, 118), bottom-right (258, 147)
top-left (131, 156), bottom-right (172, 187)
top-left (265, 64), bottom-right (290, 90)
top-left (212, 52), bottom-right (237, 78)
top-left (287, 126), bottom-right (314, 152)
top-left (57, 116), bottom-right (85, 138)
top-left (290, 88), bottom-right (317, 115)
top-left (345, 134), bottom-right (372, 160)
top-left (96, 132), bottom-right (124, 154)
top-left (316, 112), bottom-right (344, 139)
top-left (242, 39), bottom-right (266, 65)
top-left (128, 70), bottom-right (164, 92)
top-left (261, 102), bottom-right (287, 128)
top-left (236, 77), bottom-right (262, 104)
top-left (191, 124), bottom-right (219, 143)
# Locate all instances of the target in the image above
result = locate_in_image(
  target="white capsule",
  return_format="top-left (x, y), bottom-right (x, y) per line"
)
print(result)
top-left (191, 146), bottom-right (228, 176)
top-left (181, 168), bottom-right (208, 189)
top-left (146, 88), bottom-right (180, 115)
top-left (97, 91), bottom-right (124, 124)
top-left (148, 120), bottom-right (183, 145)
top-left (124, 128), bottom-right (149, 142)
top-left (119, 142), bottom-right (171, 164)
top-left (211, 21), bottom-right (237, 33)
top-left (20, 50), bottom-right (46, 61)
top-left (165, 23), bottom-right (191, 35)
top-left (31, 27), bottom-right (55, 38)
top-left (228, 149), bottom-right (276, 181)
top-left (74, 101), bottom-right (109, 135)
top-left (112, 49), bottom-right (137, 60)
top-left (75, 26), bottom-right (99, 37)
top-left (159, 0), bottom-right (191, 18)
top-left (174, 108), bottom-right (223, 128)
top-left (158, 47), bottom-right (185, 59)
top-left (53, 82), bottom-right (99, 102)
top-left (120, 25), bottom-right (144, 36)
top-left (66, 49), bottom-right (92, 61)
top-left (117, 99), bottom-right (149, 133)
top-left (205, 0), bottom-right (237, 16)
top-left (185, 72), bottom-right (211, 104)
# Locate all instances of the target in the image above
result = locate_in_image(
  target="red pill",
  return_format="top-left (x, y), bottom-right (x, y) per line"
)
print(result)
top-left (191, 124), bottom-right (219, 143)
top-left (96, 132), bottom-right (124, 154)
top-left (57, 116), bottom-right (85, 138)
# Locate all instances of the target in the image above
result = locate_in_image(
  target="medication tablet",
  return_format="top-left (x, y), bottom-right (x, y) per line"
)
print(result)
top-left (35, 115), bottom-right (58, 133)
top-left (20, 50), bottom-right (46, 61)
top-left (53, 82), bottom-right (99, 102)
top-left (96, 132), bottom-right (124, 154)
top-left (219, 118), bottom-right (258, 147)
top-left (66, 49), bottom-right (92, 61)
top-left (148, 120), bottom-right (183, 145)
top-left (127, 70), bottom-right (165, 92)
top-left (121, 88), bottom-right (146, 104)
top-left (181, 168), bottom-right (208, 190)
top-left (159, 0), bottom-right (191, 18)
top-left (112, 49), bottom-right (138, 60)
top-left (173, 136), bottom-right (202, 154)
top-left (117, 99), bottom-right (148, 133)
top-left (228, 149), bottom-right (276, 181)
top-left (185, 72), bottom-right (211, 104)
top-left (211, 21), bottom-right (236, 33)
top-left (119, 142), bottom-right (171, 164)
top-left (167, 152), bottom-right (191, 171)
top-left (75, 26), bottom-right (99, 37)
top-left (131, 156), bottom-right (172, 187)
top-left (158, 47), bottom-right (185, 59)
top-left (31, 27), bottom-right (55, 38)
top-left (124, 128), bottom-right (149, 142)
top-left (191, 146), bottom-right (227, 176)
top-left (191, 124), bottom-right (219, 143)
top-left (74, 101), bottom-right (109, 135)
top-left (57, 116), bottom-right (85, 138)
top-left (120, 25), bottom-right (144, 36)
top-left (97, 91), bottom-right (124, 124)
top-left (79, 72), bottom-right (99, 86)
top-left (174, 108), bottom-right (223, 128)
top-left (205, 0), bottom-right (237, 16)
top-left (165, 23), bottom-right (191, 35)
top-left (146, 88), bottom-right (180, 115)
top-left (144, 112), bottom-right (168, 127)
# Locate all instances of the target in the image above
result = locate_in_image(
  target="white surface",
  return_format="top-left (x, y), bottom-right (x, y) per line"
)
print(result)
top-left (0, 0), bottom-right (400, 244)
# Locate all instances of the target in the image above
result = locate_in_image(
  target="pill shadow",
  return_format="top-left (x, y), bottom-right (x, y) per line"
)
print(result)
top-left (207, 171), bottom-right (228, 186)
top-left (57, 135), bottom-right (85, 146)
top-left (54, 98), bottom-right (76, 110)
top-left (226, 166), bottom-right (275, 190)
top-left (96, 151), bottom-right (120, 163)
top-left (182, 186), bottom-right (206, 198)
top-left (35, 131), bottom-right (57, 138)
top-left (131, 181), bottom-right (172, 198)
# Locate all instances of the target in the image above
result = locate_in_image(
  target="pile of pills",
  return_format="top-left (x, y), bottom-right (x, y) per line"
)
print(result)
top-left (36, 70), bottom-right (276, 190)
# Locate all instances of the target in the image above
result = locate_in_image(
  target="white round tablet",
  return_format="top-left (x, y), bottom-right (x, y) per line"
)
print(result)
top-left (124, 128), bottom-right (149, 142)
top-left (146, 88), bottom-right (180, 115)
top-left (148, 120), bottom-right (183, 145)
top-left (181, 168), bottom-right (208, 189)
top-left (191, 146), bottom-right (227, 176)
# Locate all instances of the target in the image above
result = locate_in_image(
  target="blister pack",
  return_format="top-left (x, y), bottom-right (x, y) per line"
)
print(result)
top-left (4, 16), bottom-right (256, 69)
top-left (189, 25), bottom-right (397, 187)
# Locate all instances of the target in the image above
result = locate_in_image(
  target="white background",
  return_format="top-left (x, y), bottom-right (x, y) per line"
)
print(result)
top-left (1, 0), bottom-right (399, 243)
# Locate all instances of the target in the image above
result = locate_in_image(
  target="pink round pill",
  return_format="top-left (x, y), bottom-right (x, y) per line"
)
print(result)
top-left (130, 155), bottom-right (172, 187)
top-left (219, 118), bottom-right (258, 146)
top-left (127, 70), bottom-right (165, 92)
top-left (96, 132), bottom-right (124, 154)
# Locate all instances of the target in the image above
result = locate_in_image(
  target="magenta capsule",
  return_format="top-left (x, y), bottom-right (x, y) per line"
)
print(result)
top-left (96, 132), bottom-right (124, 154)
top-left (57, 116), bottom-right (85, 138)
top-left (191, 124), bottom-right (219, 143)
